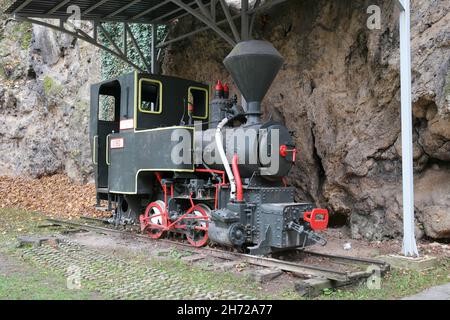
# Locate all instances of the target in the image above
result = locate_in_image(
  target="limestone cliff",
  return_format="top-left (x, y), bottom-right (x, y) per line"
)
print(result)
top-left (0, 16), bottom-right (101, 183)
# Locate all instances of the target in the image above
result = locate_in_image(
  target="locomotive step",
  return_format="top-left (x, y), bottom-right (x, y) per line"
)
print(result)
top-left (97, 187), bottom-right (109, 194)
top-left (95, 206), bottom-right (112, 212)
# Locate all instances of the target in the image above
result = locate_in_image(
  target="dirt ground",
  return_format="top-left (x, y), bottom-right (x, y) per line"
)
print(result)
top-left (313, 228), bottom-right (450, 259)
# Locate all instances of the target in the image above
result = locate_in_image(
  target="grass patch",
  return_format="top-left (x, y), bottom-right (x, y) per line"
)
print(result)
top-left (318, 260), bottom-right (450, 300)
top-left (150, 254), bottom-right (262, 298)
top-left (0, 208), bottom-right (46, 245)
top-left (0, 208), bottom-right (102, 300)
top-left (0, 269), bottom-right (98, 300)
top-left (444, 69), bottom-right (450, 99)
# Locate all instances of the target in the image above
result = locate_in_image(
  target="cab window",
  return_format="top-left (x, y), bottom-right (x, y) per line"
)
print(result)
top-left (188, 87), bottom-right (209, 120)
top-left (140, 79), bottom-right (162, 114)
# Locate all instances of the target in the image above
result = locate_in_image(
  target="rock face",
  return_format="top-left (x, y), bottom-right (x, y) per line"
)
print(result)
top-left (0, 17), bottom-right (101, 183)
top-left (163, 0), bottom-right (450, 240)
top-left (415, 167), bottom-right (450, 239)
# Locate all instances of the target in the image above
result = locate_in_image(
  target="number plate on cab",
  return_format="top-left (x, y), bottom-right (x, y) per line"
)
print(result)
top-left (110, 138), bottom-right (124, 149)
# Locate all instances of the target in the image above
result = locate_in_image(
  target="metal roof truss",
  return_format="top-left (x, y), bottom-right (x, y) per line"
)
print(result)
top-left (5, 0), bottom-right (289, 72)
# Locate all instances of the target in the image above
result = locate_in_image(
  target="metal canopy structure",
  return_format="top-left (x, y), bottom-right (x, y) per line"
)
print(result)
top-left (5, 0), bottom-right (288, 73)
top-left (4, 0), bottom-right (419, 256)
top-left (5, 0), bottom-right (248, 24)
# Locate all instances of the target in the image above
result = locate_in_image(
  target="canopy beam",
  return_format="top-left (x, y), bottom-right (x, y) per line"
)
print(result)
top-left (125, 23), bottom-right (152, 72)
top-left (168, 0), bottom-right (236, 46)
top-left (219, 0), bottom-right (240, 43)
top-left (105, 0), bottom-right (142, 19)
top-left (17, 17), bottom-right (148, 73)
top-left (47, 0), bottom-right (71, 15)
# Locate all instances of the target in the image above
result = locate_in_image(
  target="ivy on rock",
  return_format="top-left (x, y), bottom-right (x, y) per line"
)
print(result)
top-left (100, 23), bottom-right (167, 80)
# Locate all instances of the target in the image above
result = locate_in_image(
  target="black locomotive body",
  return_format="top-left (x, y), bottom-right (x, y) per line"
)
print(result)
top-left (90, 40), bottom-right (328, 255)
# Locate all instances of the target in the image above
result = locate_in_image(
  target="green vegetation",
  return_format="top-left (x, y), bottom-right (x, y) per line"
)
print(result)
top-left (0, 209), bottom-right (101, 300)
top-left (149, 250), bottom-right (265, 298)
top-left (43, 76), bottom-right (63, 96)
top-left (0, 208), bottom-right (45, 244)
top-left (10, 21), bottom-right (32, 51)
top-left (0, 269), bottom-right (98, 300)
top-left (18, 23), bottom-right (32, 50)
top-left (99, 23), bottom-right (167, 119)
top-left (0, 65), bottom-right (5, 79)
top-left (100, 23), bottom-right (167, 79)
top-left (0, 1), bottom-right (16, 12)
top-left (319, 260), bottom-right (449, 300)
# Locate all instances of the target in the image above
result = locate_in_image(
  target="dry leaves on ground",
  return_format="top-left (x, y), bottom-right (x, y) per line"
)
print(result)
top-left (0, 174), bottom-right (109, 219)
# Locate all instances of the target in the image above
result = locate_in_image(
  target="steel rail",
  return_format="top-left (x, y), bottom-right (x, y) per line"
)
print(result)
top-left (301, 250), bottom-right (390, 272)
top-left (80, 216), bottom-right (110, 224)
top-left (46, 218), bottom-right (384, 282)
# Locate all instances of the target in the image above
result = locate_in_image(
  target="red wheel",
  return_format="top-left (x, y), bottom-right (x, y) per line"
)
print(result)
top-left (140, 201), bottom-right (167, 239)
top-left (185, 204), bottom-right (210, 247)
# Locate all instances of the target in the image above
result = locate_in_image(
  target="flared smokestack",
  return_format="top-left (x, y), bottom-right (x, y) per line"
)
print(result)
top-left (223, 40), bottom-right (284, 124)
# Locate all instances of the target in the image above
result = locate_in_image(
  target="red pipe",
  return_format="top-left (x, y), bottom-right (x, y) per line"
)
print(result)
top-left (155, 172), bottom-right (168, 210)
top-left (155, 172), bottom-right (163, 188)
top-left (232, 154), bottom-right (244, 202)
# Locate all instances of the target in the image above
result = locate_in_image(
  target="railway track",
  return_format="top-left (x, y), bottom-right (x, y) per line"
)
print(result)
top-left (46, 217), bottom-right (390, 284)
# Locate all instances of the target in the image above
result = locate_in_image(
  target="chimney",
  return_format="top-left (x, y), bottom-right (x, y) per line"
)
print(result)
top-left (223, 40), bottom-right (284, 124)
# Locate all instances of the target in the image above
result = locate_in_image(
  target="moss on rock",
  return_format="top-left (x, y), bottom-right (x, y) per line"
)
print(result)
top-left (43, 76), bottom-right (63, 96)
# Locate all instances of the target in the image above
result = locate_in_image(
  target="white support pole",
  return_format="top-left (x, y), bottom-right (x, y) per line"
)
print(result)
top-left (399, 0), bottom-right (419, 257)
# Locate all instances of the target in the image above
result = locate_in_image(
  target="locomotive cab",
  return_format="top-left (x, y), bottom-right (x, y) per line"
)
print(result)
top-left (90, 72), bottom-right (210, 209)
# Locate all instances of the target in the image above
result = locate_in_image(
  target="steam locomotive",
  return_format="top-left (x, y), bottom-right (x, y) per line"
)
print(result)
top-left (90, 40), bottom-right (328, 255)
